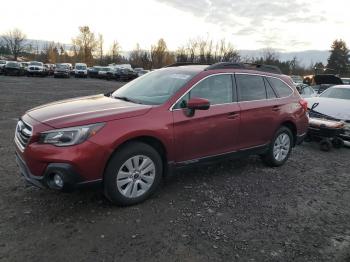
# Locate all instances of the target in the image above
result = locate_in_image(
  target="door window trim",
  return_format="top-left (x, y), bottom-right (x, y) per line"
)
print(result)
top-left (169, 73), bottom-right (236, 111)
top-left (234, 73), bottom-right (295, 104)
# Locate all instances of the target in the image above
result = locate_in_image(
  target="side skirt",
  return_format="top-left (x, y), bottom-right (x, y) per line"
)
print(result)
top-left (168, 144), bottom-right (269, 172)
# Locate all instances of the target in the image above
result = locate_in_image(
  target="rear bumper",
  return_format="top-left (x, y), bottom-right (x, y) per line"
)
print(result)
top-left (15, 152), bottom-right (101, 190)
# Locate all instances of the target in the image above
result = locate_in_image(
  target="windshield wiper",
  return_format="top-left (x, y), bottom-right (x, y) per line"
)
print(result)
top-left (113, 96), bottom-right (143, 104)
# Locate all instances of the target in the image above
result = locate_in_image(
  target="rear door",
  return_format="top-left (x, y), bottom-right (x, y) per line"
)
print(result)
top-left (172, 74), bottom-right (241, 162)
top-left (235, 73), bottom-right (281, 149)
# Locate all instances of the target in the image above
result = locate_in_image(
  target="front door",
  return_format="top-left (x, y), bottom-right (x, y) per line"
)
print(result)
top-left (172, 74), bottom-right (241, 162)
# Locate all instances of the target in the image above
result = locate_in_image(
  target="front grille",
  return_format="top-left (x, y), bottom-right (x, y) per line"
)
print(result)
top-left (15, 120), bottom-right (32, 150)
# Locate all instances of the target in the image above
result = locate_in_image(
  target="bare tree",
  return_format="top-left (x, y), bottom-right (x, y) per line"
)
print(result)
top-left (2, 28), bottom-right (27, 60)
top-left (109, 40), bottom-right (121, 63)
top-left (72, 26), bottom-right (98, 65)
top-left (151, 38), bottom-right (174, 68)
top-left (97, 33), bottom-right (104, 64)
top-left (176, 37), bottom-right (239, 64)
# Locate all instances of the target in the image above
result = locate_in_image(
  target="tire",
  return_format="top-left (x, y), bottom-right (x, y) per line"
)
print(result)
top-left (332, 137), bottom-right (344, 149)
top-left (104, 142), bottom-right (163, 206)
top-left (320, 139), bottom-right (332, 151)
top-left (261, 126), bottom-right (293, 167)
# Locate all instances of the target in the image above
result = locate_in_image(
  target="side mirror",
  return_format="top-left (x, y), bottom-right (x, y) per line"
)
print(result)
top-left (185, 97), bottom-right (210, 117)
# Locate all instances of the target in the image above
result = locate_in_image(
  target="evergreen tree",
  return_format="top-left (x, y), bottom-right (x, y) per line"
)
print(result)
top-left (327, 39), bottom-right (349, 76)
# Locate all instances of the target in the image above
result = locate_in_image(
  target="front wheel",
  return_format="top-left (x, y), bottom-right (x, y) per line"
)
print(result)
top-left (104, 142), bottom-right (163, 206)
top-left (261, 126), bottom-right (293, 167)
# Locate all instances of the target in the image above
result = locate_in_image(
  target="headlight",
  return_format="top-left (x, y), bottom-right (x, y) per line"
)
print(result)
top-left (39, 123), bottom-right (104, 146)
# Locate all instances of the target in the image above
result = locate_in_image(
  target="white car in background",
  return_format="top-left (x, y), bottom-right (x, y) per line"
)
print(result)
top-left (27, 61), bottom-right (48, 76)
top-left (306, 85), bottom-right (350, 145)
top-left (74, 63), bottom-right (88, 78)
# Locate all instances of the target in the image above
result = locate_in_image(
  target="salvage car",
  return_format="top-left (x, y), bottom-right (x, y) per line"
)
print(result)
top-left (27, 61), bottom-right (48, 77)
top-left (306, 85), bottom-right (350, 144)
top-left (3, 61), bottom-right (25, 76)
top-left (14, 62), bottom-right (308, 205)
top-left (296, 84), bottom-right (317, 98)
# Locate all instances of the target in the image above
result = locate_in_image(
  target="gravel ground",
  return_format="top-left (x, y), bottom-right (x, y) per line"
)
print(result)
top-left (0, 76), bottom-right (349, 262)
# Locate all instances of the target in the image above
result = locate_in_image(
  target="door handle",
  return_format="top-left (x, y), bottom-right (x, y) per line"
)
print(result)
top-left (272, 105), bottom-right (281, 111)
top-left (227, 112), bottom-right (239, 119)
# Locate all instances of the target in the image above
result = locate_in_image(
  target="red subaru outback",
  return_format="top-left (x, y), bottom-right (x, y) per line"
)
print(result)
top-left (15, 63), bottom-right (309, 205)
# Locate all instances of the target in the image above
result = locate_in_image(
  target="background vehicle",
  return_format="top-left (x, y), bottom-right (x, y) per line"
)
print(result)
top-left (303, 74), bottom-right (343, 94)
top-left (74, 63), bottom-right (88, 78)
top-left (88, 66), bottom-right (102, 78)
top-left (296, 83), bottom-right (317, 98)
top-left (137, 69), bottom-right (150, 77)
top-left (341, 78), bottom-right (350, 84)
top-left (290, 75), bottom-right (303, 85)
top-left (20, 62), bottom-right (29, 73)
top-left (119, 68), bottom-right (138, 81)
top-left (97, 67), bottom-right (113, 79)
top-left (54, 63), bottom-right (70, 78)
top-left (27, 61), bottom-right (48, 77)
top-left (44, 64), bottom-right (55, 76)
top-left (306, 85), bottom-right (350, 144)
top-left (3, 61), bottom-right (25, 76)
top-left (0, 60), bottom-right (7, 74)
top-left (15, 62), bottom-right (308, 206)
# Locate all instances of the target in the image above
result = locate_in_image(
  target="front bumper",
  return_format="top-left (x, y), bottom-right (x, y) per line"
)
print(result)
top-left (15, 152), bottom-right (102, 190)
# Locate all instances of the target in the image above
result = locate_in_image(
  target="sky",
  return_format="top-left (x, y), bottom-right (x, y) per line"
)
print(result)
top-left (0, 0), bottom-right (349, 52)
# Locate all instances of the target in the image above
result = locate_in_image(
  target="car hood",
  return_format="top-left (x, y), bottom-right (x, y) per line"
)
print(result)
top-left (26, 94), bottom-right (152, 128)
top-left (305, 97), bottom-right (350, 120)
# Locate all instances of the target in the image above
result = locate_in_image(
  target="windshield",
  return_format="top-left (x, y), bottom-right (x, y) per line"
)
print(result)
top-left (76, 65), bottom-right (87, 70)
top-left (7, 62), bottom-right (19, 67)
top-left (112, 68), bottom-right (197, 105)
top-left (0, 60), bottom-right (6, 64)
top-left (320, 87), bottom-right (350, 100)
top-left (56, 64), bottom-right (68, 69)
top-left (29, 62), bottom-right (43, 66)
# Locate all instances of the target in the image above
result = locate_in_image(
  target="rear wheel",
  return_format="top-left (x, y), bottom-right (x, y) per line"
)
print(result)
top-left (104, 142), bottom-right (163, 206)
top-left (262, 126), bottom-right (293, 167)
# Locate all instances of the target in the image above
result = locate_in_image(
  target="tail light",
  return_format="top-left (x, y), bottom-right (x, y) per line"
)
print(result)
top-left (299, 99), bottom-right (308, 111)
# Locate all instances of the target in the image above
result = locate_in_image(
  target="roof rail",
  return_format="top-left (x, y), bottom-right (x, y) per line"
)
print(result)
top-left (243, 63), bottom-right (282, 74)
top-left (205, 62), bottom-right (244, 70)
top-left (163, 62), bottom-right (210, 68)
top-left (205, 62), bottom-right (282, 74)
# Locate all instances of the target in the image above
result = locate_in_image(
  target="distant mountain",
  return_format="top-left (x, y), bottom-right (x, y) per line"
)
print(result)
top-left (239, 49), bottom-right (330, 67)
top-left (0, 38), bottom-right (72, 51)
top-left (23, 39), bottom-right (73, 51)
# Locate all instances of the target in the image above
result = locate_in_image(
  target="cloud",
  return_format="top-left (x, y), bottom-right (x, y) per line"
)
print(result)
top-left (155, 0), bottom-right (330, 49)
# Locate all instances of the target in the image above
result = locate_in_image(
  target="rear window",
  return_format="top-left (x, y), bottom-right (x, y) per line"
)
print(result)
top-left (236, 74), bottom-right (266, 101)
top-left (267, 77), bottom-right (293, 97)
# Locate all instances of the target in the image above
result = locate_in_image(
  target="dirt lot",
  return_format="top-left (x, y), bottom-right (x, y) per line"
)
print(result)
top-left (0, 76), bottom-right (349, 262)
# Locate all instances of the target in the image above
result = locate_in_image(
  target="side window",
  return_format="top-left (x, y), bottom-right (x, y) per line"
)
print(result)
top-left (236, 74), bottom-right (266, 101)
top-left (267, 77), bottom-right (293, 97)
top-left (264, 78), bottom-right (277, 99)
top-left (174, 74), bottom-right (233, 108)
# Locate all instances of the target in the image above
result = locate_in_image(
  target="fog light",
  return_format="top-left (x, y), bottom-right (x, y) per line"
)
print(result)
top-left (53, 174), bottom-right (64, 188)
